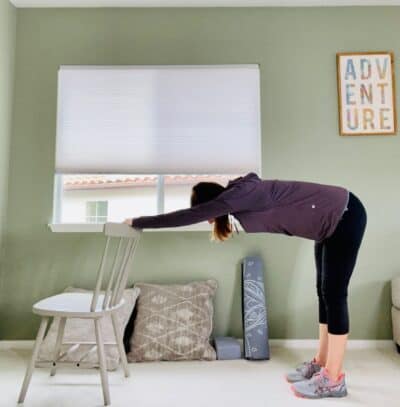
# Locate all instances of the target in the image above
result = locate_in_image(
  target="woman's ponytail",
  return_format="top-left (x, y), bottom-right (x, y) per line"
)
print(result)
top-left (211, 214), bottom-right (233, 242)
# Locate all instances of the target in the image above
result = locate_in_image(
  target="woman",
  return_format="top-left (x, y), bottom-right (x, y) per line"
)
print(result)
top-left (124, 172), bottom-right (367, 399)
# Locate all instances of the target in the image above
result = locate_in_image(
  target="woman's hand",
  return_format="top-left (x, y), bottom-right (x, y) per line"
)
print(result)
top-left (123, 218), bottom-right (133, 226)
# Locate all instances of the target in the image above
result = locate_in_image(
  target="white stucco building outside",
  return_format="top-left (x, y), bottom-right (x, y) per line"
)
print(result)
top-left (59, 174), bottom-right (235, 224)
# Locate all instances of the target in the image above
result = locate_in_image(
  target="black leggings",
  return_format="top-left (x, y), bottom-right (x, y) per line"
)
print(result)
top-left (315, 192), bottom-right (367, 335)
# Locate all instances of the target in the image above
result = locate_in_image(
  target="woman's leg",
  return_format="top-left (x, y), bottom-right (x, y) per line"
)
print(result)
top-left (316, 324), bottom-right (328, 366)
top-left (326, 333), bottom-right (348, 380)
top-left (322, 193), bottom-right (367, 381)
top-left (314, 241), bottom-right (328, 366)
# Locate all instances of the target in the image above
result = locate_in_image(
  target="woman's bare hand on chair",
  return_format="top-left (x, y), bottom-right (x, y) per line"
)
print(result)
top-left (123, 218), bottom-right (133, 226)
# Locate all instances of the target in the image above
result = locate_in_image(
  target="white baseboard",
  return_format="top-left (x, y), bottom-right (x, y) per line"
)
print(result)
top-left (0, 340), bottom-right (35, 350)
top-left (0, 339), bottom-right (395, 351)
top-left (268, 339), bottom-right (395, 349)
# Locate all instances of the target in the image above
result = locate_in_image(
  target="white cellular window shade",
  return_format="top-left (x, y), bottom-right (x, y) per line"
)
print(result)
top-left (56, 65), bottom-right (261, 174)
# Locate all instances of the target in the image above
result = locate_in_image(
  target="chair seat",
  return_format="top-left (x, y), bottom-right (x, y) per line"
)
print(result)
top-left (33, 292), bottom-right (124, 318)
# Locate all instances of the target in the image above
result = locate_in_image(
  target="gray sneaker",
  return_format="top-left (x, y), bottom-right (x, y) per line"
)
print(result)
top-left (285, 358), bottom-right (321, 383)
top-left (291, 367), bottom-right (347, 399)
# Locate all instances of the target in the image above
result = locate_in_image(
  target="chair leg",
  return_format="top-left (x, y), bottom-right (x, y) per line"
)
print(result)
top-left (18, 317), bottom-right (49, 404)
top-left (111, 313), bottom-right (130, 378)
top-left (50, 317), bottom-right (66, 376)
top-left (94, 318), bottom-right (111, 406)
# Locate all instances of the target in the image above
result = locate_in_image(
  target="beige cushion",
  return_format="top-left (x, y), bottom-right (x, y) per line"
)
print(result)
top-left (128, 280), bottom-right (217, 362)
top-left (392, 306), bottom-right (400, 345)
top-left (37, 286), bottom-right (140, 370)
top-left (391, 276), bottom-right (400, 309)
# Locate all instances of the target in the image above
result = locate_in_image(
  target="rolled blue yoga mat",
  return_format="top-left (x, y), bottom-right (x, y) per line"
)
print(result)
top-left (241, 256), bottom-right (270, 360)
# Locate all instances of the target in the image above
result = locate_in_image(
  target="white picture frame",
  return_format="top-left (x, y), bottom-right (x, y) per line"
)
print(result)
top-left (337, 51), bottom-right (397, 136)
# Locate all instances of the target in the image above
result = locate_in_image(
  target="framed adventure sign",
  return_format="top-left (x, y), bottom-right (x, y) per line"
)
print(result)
top-left (337, 52), bottom-right (397, 136)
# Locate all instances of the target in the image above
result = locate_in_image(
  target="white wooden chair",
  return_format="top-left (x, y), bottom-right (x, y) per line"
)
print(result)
top-left (18, 223), bottom-right (142, 406)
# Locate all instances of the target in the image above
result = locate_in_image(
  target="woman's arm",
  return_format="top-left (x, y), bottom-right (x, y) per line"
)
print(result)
top-left (130, 198), bottom-right (233, 229)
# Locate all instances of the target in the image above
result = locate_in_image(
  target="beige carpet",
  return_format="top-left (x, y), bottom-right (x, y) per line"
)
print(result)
top-left (1, 343), bottom-right (399, 407)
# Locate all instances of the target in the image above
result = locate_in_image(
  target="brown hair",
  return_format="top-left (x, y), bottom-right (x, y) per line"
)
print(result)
top-left (191, 182), bottom-right (233, 242)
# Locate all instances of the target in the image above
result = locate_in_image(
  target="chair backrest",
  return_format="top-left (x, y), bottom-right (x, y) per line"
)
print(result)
top-left (90, 223), bottom-right (142, 312)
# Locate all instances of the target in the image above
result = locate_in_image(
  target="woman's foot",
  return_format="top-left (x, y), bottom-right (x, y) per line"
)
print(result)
top-left (285, 358), bottom-right (322, 383)
top-left (290, 367), bottom-right (347, 399)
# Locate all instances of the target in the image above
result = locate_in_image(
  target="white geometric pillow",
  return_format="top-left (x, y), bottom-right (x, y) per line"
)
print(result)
top-left (37, 286), bottom-right (140, 371)
top-left (128, 280), bottom-right (217, 362)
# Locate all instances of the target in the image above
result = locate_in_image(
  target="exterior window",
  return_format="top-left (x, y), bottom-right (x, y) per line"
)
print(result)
top-left (85, 201), bottom-right (108, 224)
top-left (53, 174), bottom-right (240, 225)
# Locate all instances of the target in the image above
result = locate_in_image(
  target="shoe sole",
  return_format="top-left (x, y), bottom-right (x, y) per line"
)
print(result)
top-left (291, 386), bottom-right (307, 399)
top-left (290, 384), bottom-right (348, 399)
top-left (285, 374), bottom-right (296, 383)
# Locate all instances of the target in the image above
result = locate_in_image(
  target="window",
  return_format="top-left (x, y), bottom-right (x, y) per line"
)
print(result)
top-left (86, 201), bottom-right (108, 224)
top-left (52, 65), bottom-right (261, 231)
top-left (53, 174), bottom-right (239, 226)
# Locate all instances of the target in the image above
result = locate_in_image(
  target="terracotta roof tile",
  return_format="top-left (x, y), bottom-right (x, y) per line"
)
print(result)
top-left (63, 174), bottom-right (239, 190)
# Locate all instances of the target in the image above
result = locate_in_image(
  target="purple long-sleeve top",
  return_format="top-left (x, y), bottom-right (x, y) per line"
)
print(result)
top-left (131, 172), bottom-right (350, 242)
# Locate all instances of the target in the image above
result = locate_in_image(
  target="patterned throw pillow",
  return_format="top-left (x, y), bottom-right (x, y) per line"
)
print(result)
top-left (128, 280), bottom-right (217, 362)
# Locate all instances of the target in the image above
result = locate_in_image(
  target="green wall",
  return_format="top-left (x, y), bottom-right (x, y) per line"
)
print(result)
top-left (0, 0), bottom-right (16, 264)
top-left (1, 7), bottom-right (400, 340)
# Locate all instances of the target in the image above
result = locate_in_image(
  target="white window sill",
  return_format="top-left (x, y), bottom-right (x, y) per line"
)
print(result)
top-left (48, 223), bottom-right (213, 233)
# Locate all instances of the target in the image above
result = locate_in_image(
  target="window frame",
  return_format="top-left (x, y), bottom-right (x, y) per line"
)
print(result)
top-left (52, 65), bottom-right (261, 233)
